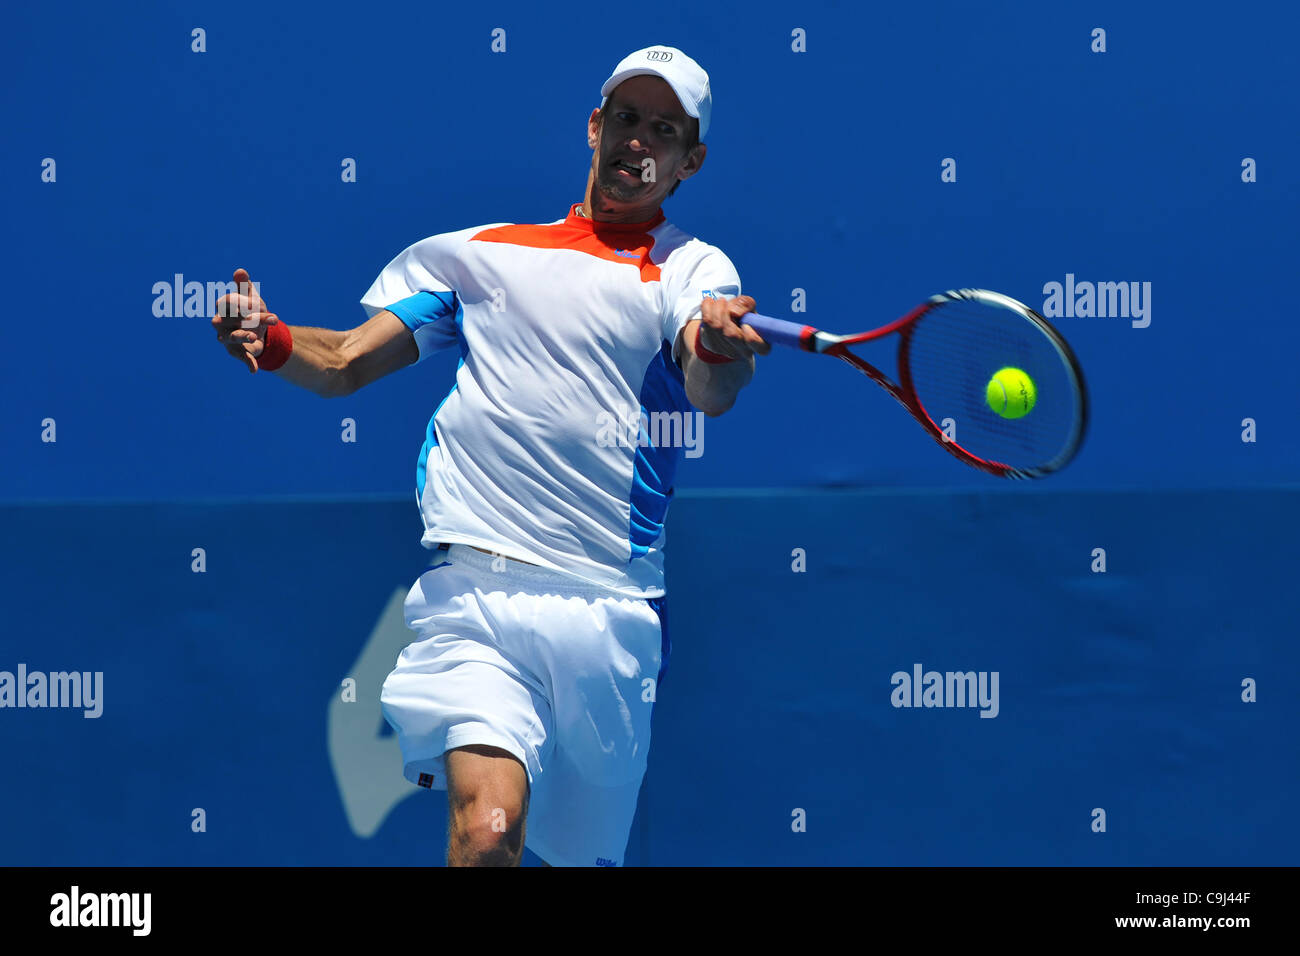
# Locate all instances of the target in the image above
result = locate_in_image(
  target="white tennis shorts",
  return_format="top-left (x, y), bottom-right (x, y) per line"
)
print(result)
top-left (379, 543), bottom-right (669, 867)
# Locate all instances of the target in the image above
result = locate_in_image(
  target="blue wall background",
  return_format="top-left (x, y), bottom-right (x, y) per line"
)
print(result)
top-left (2, 0), bottom-right (1297, 495)
top-left (1, 0), bottom-right (1296, 865)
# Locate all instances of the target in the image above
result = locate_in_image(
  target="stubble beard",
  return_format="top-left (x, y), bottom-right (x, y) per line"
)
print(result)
top-left (595, 164), bottom-right (644, 203)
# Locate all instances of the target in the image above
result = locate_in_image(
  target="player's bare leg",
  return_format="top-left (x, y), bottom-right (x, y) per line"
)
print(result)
top-left (445, 744), bottom-right (529, 866)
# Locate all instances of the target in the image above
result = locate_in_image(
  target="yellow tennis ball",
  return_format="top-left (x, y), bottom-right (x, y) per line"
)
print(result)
top-left (986, 367), bottom-right (1037, 419)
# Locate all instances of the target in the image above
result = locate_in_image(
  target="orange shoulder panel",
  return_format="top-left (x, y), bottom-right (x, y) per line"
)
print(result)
top-left (471, 221), bottom-right (663, 283)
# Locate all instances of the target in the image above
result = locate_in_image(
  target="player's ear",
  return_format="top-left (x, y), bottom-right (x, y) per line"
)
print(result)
top-left (587, 109), bottom-right (602, 150)
top-left (678, 142), bottom-right (706, 181)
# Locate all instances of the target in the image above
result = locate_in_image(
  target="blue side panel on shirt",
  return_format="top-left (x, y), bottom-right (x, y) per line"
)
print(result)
top-left (629, 341), bottom-right (691, 562)
top-left (416, 302), bottom-right (468, 497)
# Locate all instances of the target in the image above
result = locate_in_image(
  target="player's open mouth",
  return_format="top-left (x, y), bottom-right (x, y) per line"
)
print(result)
top-left (612, 159), bottom-right (643, 179)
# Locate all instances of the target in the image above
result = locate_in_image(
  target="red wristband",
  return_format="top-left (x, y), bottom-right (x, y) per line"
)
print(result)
top-left (258, 320), bottom-right (293, 371)
top-left (692, 325), bottom-right (736, 365)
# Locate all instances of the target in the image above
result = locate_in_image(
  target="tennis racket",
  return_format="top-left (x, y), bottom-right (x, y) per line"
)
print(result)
top-left (739, 289), bottom-right (1088, 479)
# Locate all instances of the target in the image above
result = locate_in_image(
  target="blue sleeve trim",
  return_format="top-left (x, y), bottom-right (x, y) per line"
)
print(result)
top-left (385, 291), bottom-right (458, 331)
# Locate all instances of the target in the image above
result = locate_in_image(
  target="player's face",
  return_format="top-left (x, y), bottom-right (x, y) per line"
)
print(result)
top-left (587, 76), bottom-right (704, 220)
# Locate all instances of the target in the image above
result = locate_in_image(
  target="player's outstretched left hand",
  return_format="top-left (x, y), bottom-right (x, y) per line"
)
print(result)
top-left (697, 294), bottom-right (770, 361)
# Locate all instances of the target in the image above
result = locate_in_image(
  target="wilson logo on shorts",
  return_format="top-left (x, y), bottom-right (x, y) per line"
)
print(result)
top-left (417, 772), bottom-right (436, 789)
top-left (595, 857), bottom-right (618, 867)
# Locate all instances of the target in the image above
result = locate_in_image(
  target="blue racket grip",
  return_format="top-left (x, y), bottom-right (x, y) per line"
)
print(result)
top-left (739, 312), bottom-right (815, 350)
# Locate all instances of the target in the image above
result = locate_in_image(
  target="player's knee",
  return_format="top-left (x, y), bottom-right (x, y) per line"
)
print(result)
top-left (444, 745), bottom-right (529, 864)
top-left (455, 824), bottom-right (521, 866)
top-left (449, 794), bottom-right (526, 864)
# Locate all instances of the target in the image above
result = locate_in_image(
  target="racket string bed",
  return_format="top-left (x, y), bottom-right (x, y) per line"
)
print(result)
top-left (900, 301), bottom-right (1081, 469)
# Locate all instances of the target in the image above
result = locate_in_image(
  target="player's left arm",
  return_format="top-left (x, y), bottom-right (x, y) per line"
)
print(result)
top-left (675, 294), bottom-right (770, 417)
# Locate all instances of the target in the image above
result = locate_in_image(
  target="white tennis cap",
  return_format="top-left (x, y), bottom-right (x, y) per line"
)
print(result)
top-left (599, 46), bottom-right (712, 138)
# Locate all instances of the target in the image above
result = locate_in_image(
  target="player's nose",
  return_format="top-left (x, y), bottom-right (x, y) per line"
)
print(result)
top-left (625, 129), bottom-right (652, 151)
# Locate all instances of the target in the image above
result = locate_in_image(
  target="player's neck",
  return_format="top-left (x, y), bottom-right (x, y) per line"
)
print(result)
top-left (579, 185), bottom-right (662, 225)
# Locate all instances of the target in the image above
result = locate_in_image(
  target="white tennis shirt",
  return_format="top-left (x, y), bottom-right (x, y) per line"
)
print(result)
top-left (360, 203), bottom-right (742, 597)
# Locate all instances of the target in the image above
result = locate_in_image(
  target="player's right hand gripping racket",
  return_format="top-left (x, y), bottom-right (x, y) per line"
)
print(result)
top-left (740, 289), bottom-right (1088, 479)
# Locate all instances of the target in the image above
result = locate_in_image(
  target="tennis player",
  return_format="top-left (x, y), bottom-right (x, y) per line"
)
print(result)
top-left (211, 45), bottom-right (768, 866)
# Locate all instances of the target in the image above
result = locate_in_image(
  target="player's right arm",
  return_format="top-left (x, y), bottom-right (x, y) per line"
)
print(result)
top-left (211, 268), bottom-right (417, 397)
